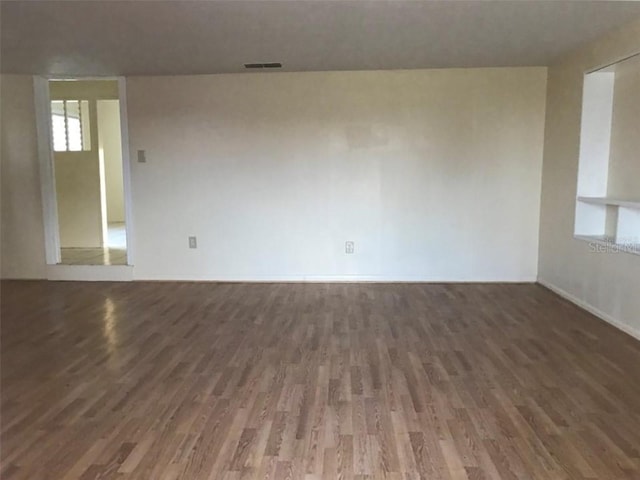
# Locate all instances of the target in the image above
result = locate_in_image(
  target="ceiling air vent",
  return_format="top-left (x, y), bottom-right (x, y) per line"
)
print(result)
top-left (243, 62), bottom-right (282, 69)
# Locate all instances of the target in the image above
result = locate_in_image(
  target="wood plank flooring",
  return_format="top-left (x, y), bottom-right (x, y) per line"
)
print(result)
top-left (1, 281), bottom-right (640, 479)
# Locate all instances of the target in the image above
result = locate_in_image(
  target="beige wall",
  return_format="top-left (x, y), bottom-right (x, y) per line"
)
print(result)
top-left (54, 149), bottom-right (103, 248)
top-left (0, 75), bottom-right (47, 279)
top-left (98, 100), bottom-right (125, 223)
top-left (538, 18), bottom-right (640, 338)
top-left (49, 80), bottom-right (118, 100)
top-left (52, 95), bottom-right (103, 249)
top-left (608, 54), bottom-right (640, 199)
top-left (51, 81), bottom-right (120, 248)
top-left (127, 68), bottom-right (547, 281)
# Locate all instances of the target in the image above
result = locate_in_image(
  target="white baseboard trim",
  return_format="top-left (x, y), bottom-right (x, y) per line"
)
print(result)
top-left (134, 274), bottom-right (539, 283)
top-left (537, 278), bottom-right (640, 342)
top-left (0, 275), bottom-right (46, 281)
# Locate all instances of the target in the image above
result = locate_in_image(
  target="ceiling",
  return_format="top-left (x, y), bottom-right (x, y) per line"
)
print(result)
top-left (2, 1), bottom-right (640, 76)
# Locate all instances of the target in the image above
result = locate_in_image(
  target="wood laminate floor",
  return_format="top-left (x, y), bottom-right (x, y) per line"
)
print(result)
top-left (1, 281), bottom-right (640, 480)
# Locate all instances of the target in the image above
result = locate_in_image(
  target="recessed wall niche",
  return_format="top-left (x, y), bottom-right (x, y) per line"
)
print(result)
top-left (575, 53), bottom-right (640, 254)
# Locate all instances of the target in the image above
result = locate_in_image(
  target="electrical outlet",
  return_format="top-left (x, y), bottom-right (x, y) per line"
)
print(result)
top-left (345, 241), bottom-right (355, 254)
top-left (188, 236), bottom-right (197, 249)
top-left (137, 150), bottom-right (146, 163)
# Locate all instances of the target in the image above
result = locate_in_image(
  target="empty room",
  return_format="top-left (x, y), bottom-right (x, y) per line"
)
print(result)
top-left (1, 1), bottom-right (639, 479)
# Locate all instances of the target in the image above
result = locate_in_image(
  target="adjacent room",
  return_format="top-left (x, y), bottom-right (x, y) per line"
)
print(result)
top-left (1, 1), bottom-right (639, 479)
top-left (50, 80), bottom-right (128, 266)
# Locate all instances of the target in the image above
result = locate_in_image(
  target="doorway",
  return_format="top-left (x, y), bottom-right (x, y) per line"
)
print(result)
top-left (48, 80), bottom-right (129, 266)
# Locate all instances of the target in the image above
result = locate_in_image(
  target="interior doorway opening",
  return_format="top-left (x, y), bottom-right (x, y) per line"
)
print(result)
top-left (49, 80), bottom-right (128, 265)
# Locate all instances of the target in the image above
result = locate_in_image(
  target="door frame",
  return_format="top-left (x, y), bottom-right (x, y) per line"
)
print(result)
top-left (33, 76), bottom-right (135, 267)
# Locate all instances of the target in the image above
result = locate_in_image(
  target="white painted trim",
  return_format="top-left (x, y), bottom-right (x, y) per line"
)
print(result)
top-left (537, 278), bottom-right (640, 342)
top-left (33, 76), bottom-right (61, 265)
top-left (46, 265), bottom-right (133, 282)
top-left (118, 77), bottom-right (135, 266)
top-left (577, 196), bottom-right (640, 209)
top-left (134, 274), bottom-right (539, 283)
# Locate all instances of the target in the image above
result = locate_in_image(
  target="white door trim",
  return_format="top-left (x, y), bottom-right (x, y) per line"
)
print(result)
top-left (33, 75), bottom-right (135, 277)
top-left (33, 76), bottom-right (61, 265)
top-left (117, 77), bottom-right (135, 266)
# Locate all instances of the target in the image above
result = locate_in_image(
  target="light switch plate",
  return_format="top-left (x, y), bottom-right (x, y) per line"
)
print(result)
top-left (137, 150), bottom-right (146, 163)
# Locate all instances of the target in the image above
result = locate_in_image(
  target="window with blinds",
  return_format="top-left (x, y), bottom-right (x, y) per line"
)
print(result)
top-left (51, 100), bottom-right (91, 152)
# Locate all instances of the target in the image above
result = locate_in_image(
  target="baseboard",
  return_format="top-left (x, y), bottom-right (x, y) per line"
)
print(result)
top-left (134, 274), bottom-right (539, 283)
top-left (0, 276), bottom-right (46, 281)
top-left (537, 278), bottom-right (640, 342)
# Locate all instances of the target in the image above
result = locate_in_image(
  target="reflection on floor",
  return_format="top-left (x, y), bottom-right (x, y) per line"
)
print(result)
top-left (60, 223), bottom-right (127, 266)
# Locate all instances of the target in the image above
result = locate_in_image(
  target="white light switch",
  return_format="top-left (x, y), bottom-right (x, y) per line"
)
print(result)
top-left (345, 241), bottom-right (354, 254)
top-left (137, 150), bottom-right (146, 163)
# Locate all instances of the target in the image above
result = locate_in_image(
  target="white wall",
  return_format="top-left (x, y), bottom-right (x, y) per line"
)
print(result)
top-left (608, 54), bottom-right (640, 199)
top-left (0, 75), bottom-right (47, 279)
top-left (538, 18), bottom-right (640, 339)
top-left (127, 68), bottom-right (547, 281)
top-left (98, 100), bottom-right (125, 223)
